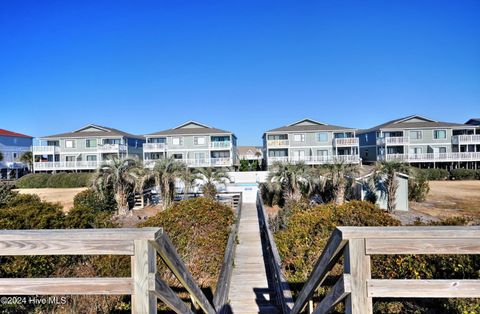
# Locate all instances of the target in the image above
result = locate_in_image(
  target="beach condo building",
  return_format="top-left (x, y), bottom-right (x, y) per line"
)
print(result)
top-left (143, 121), bottom-right (238, 168)
top-left (358, 115), bottom-right (480, 168)
top-left (263, 118), bottom-right (360, 167)
top-left (0, 129), bottom-right (33, 178)
top-left (32, 124), bottom-right (144, 172)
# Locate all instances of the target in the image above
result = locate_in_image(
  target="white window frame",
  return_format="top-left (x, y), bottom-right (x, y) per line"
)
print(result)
top-left (433, 129), bottom-right (447, 140)
top-left (436, 147), bottom-right (447, 154)
top-left (316, 132), bottom-right (328, 143)
top-left (409, 130), bottom-right (422, 140)
top-left (317, 149), bottom-right (328, 156)
top-left (194, 136), bottom-right (205, 145)
top-left (172, 137), bottom-right (183, 146)
top-left (65, 155), bottom-right (76, 162)
top-left (293, 133), bottom-right (305, 142)
top-left (65, 140), bottom-right (76, 148)
top-left (86, 139), bottom-right (97, 148)
top-left (86, 155), bottom-right (97, 161)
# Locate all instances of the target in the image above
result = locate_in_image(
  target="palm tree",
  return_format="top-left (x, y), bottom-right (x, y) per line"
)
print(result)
top-left (267, 161), bottom-right (310, 201)
top-left (178, 168), bottom-right (201, 199)
top-left (20, 152), bottom-right (33, 170)
top-left (372, 161), bottom-right (410, 212)
top-left (317, 160), bottom-right (359, 205)
top-left (150, 157), bottom-right (186, 209)
top-left (92, 158), bottom-right (142, 216)
top-left (197, 167), bottom-right (230, 199)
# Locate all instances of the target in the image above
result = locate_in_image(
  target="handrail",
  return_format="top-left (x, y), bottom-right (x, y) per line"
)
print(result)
top-left (213, 192), bottom-right (243, 313)
top-left (0, 227), bottom-right (217, 313)
top-left (257, 191), bottom-right (294, 313)
top-left (290, 226), bottom-right (480, 314)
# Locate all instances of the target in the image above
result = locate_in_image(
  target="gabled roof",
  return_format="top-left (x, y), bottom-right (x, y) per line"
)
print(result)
top-left (265, 118), bottom-right (355, 133)
top-left (359, 115), bottom-right (473, 134)
top-left (41, 124), bottom-right (143, 139)
top-left (146, 121), bottom-right (232, 136)
top-left (237, 146), bottom-right (262, 155)
top-left (0, 129), bottom-right (32, 138)
top-left (465, 118), bottom-right (480, 126)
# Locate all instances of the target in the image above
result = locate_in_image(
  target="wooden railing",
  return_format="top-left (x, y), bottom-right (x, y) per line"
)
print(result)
top-left (289, 226), bottom-right (480, 314)
top-left (257, 192), bottom-right (294, 313)
top-left (0, 228), bottom-right (216, 313)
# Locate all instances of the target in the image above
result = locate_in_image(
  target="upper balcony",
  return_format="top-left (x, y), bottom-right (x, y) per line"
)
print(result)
top-left (267, 139), bottom-right (289, 147)
top-left (376, 136), bottom-right (409, 146)
top-left (97, 144), bottom-right (128, 153)
top-left (143, 143), bottom-right (167, 152)
top-left (378, 152), bottom-right (480, 163)
top-left (32, 146), bottom-right (60, 155)
top-left (452, 134), bottom-right (480, 145)
top-left (210, 141), bottom-right (232, 149)
top-left (334, 137), bottom-right (359, 147)
top-left (268, 154), bottom-right (360, 165)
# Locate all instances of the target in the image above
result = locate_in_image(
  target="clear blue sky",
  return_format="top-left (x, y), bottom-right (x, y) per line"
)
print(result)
top-left (1, 1), bottom-right (479, 145)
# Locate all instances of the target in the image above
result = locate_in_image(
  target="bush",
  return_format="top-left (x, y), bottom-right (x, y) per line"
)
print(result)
top-left (449, 168), bottom-right (478, 180)
top-left (408, 175), bottom-right (430, 202)
top-left (15, 173), bottom-right (93, 188)
top-left (0, 182), bottom-right (17, 208)
top-left (418, 168), bottom-right (450, 180)
top-left (140, 197), bottom-right (234, 290)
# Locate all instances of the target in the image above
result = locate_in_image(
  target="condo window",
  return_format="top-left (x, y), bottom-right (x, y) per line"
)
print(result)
top-left (317, 150), bottom-right (328, 156)
top-left (172, 137), bottom-right (183, 145)
top-left (437, 147), bottom-right (447, 154)
top-left (86, 139), bottom-right (97, 148)
top-left (409, 130), bottom-right (422, 140)
top-left (293, 134), bottom-right (305, 142)
top-left (409, 147), bottom-right (422, 154)
top-left (86, 155), bottom-right (97, 161)
top-left (194, 137), bottom-right (205, 145)
top-left (316, 132), bottom-right (328, 142)
top-left (65, 156), bottom-right (75, 162)
top-left (172, 153), bottom-right (183, 159)
top-left (433, 130), bottom-right (446, 139)
top-left (65, 140), bottom-right (75, 148)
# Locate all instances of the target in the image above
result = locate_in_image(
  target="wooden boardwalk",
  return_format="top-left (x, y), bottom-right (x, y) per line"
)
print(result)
top-left (228, 202), bottom-right (279, 313)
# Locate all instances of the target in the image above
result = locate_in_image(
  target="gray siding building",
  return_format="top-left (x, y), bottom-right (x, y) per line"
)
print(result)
top-left (358, 115), bottom-right (480, 168)
top-left (143, 121), bottom-right (238, 168)
top-left (33, 124), bottom-right (144, 172)
top-left (0, 129), bottom-right (33, 177)
top-left (263, 119), bottom-right (360, 167)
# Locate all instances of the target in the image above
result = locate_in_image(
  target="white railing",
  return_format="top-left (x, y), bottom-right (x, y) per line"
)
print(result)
top-left (32, 146), bottom-right (60, 154)
top-left (210, 141), bottom-right (231, 149)
top-left (267, 139), bottom-right (289, 147)
top-left (97, 144), bottom-right (128, 153)
top-left (143, 143), bottom-right (167, 151)
top-left (452, 134), bottom-right (480, 145)
top-left (376, 137), bottom-right (409, 146)
top-left (144, 158), bottom-right (233, 168)
top-left (379, 152), bottom-right (480, 162)
top-left (268, 155), bottom-right (361, 165)
top-left (33, 161), bottom-right (101, 171)
top-left (334, 137), bottom-right (359, 146)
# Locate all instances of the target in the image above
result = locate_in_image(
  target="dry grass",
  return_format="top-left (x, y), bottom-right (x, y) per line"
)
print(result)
top-left (409, 180), bottom-right (480, 221)
top-left (15, 188), bottom-right (88, 212)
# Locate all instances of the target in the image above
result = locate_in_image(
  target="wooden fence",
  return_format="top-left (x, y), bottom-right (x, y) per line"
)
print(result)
top-left (289, 226), bottom-right (480, 314)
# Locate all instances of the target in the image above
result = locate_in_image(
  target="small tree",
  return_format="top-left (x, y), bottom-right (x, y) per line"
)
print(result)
top-left (150, 157), bottom-right (186, 209)
top-left (372, 161), bottom-right (410, 212)
top-left (178, 168), bottom-right (200, 199)
top-left (267, 161), bottom-right (310, 202)
top-left (20, 151), bottom-right (33, 170)
top-left (198, 167), bottom-right (230, 199)
top-left (92, 158), bottom-right (141, 216)
top-left (316, 160), bottom-right (359, 205)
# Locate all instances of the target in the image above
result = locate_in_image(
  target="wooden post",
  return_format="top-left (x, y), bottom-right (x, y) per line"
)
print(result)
top-left (132, 240), bottom-right (157, 314)
top-left (344, 239), bottom-right (372, 314)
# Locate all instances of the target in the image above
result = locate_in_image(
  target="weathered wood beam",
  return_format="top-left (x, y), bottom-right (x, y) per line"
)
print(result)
top-left (366, 238), bottom-right (480, 255)
top-left (312, 274), bottom-right (351, 314)
top-left (149, 274), bottom-right (194, 314)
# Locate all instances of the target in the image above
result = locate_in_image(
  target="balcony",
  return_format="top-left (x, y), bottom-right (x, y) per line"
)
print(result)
top-left (376, 136), bottom-right (409, 146)
top-left (452, 134), bottom-right (480, 145)
top-left (184, 158), bottom-right (233, 167)
top-left (334, 137), bottom-right (359, 147)
top-left (32, 146), bottom-right (60, 154)
top-left (33, 161), bottom-right (101, 171)
top-left (210, 141), bottom-right (231, 149)
top-left (97, 144), bottom-right (128, 153)
top-left (268, 155), bottom-right (361, 165)
top-left (378, 152), bottom-right (480, 163)
top-left (143, 143), bottom-right (167, 152)
top-left (267, 139), bottom-right (289, 147)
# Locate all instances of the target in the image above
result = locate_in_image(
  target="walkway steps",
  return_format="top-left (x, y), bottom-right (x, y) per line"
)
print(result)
top-left (228, 202), bottom-right (279, 314)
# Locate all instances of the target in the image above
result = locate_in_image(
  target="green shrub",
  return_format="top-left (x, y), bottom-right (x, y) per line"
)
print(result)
top-left (408, 175), bottom-right (430, 202)
top-left (140, 197), bottom-right (234, 290)
top-left (73, 188), bottom-right (116, 213)
top-left (418, 168), bottom-right (450, 180)
top-left (449, 168), bottom-right (478, 180)
top-left (15, 173), bottom-right (93, 188)
top-left (0, 182), bottom-right (17, 208)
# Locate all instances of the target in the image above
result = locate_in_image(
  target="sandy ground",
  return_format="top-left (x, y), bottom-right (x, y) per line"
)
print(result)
top-left (406, 180), bottom-right (480, 223)
top-left (15, 188), bottom-right (88, 211)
